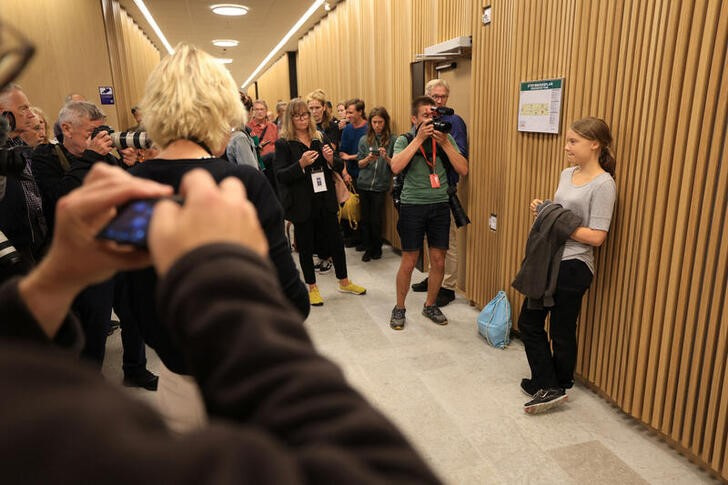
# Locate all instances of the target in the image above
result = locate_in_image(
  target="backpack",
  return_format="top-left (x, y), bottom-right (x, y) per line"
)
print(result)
top-left (477, 291), bottom-right (512, 349)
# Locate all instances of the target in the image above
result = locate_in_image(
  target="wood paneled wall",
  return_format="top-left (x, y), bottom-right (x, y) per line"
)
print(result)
top-left (1, 0), bottom-right (159, 132)
top-left (255, 54), bottom-right (291, 110)
top-left (256, 0), bottom-right (728, 479)
top-left (2, 0), bottom-right (121, 128)
top-left (466, 0), bottom-right (728, 480)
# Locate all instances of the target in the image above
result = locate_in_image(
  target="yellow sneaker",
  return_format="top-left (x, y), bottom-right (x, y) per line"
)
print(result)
top-left (338, 281), bottom-right (366, 295)
top-left (309, 287), bottom-right (324, 306)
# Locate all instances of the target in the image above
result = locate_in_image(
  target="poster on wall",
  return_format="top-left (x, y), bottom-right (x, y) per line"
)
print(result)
top-left (98, 86), bottom-right (115, 105)
top-left (517, 78), bottom-right (563, 134)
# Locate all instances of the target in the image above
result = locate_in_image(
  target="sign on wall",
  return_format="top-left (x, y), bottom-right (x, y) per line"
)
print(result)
top-left (517, 78), bottom-right (563, 134)
top-left (98, 86), bottom-right (115, 105)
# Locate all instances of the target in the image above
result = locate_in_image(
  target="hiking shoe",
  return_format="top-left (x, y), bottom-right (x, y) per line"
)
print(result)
top-left (524, 388), bottom-right (568, 414)
top-left (435, 287), bottom-right (455, 307)
top-left (390, 306), bottom-right (406, 330)
top-left (338, 282), bottom-right (366, 295)
top-left (411, 277), bottom-right (428, 292)
top-left (315, 259), bottom-right (332, 274)
top-left (520, 378), bottom-right (539, 398)
top-left (309, 287), bottom-right (324, 306)
top-left (422, 304), bottom-right (448, 325)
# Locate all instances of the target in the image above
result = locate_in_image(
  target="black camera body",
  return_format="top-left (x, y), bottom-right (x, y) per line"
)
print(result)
top-left (428, 106), bottom-right (454, 134)
top-left (368, 146), bottom-right (378, 155)
top-left (432, 119), bottom-right (452, 133)
top-left (0, 146), bottom-right (28, 177)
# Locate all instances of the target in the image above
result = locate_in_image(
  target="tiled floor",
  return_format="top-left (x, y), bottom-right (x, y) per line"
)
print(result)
top-left (103, 245), bottom-right (720, 484)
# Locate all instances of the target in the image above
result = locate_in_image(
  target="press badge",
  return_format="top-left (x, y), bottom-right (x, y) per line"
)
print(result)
top-left (429, 173), bottom-right (441, 188)
top-left (311, 170), bottom-right (327, 193)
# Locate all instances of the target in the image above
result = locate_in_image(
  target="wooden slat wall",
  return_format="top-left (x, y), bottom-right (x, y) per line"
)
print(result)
top-left (255, 55), bottom-right (290, 109)
top-left (466, 0), bottom-right (728, 480)
top-left (255, 0), bottom-right (727, 478)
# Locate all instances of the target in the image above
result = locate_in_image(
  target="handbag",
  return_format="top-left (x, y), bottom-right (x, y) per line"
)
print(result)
top-left (477, 291), bottom-right (512, 349)
top-left (338, 181), bottom-right (360, 229)
top-left (332, 171), bottom-right (351, 204)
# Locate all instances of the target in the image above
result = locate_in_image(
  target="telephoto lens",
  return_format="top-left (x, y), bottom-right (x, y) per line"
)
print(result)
top-left (435, 106), bottom-right (454, 116)
top-left (447, 185), bottom-right (470, 227)
top-left (0, 230), bottom-right (29, 283)
top-left (110, 131), bottom-right (152, 150)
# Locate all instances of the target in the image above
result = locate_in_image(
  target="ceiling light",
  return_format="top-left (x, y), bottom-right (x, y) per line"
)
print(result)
top-left (212, 39), bottom-right (239, 47)
top-left (242, 0), bottom-right (324, 89)
top-left (324, 2), bottom-right (331, 11)
top-left (210, 4), bottom-right (249, 16)
top-left (214, 58), bottom-right (233, 64)
top-left (133, 0), bottom-right (174, 54)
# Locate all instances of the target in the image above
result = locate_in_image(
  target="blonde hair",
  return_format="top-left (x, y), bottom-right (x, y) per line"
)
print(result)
top-left (30, 106), bottom-right (50, 141)
top-left (425, 78), bottom-right (450, 96)
top-left (306, 89), bottom-right (332, 128)
top-left (140, 43), bottom-right (245, 154)
top-left (280, 98), bottom-right (322, 142)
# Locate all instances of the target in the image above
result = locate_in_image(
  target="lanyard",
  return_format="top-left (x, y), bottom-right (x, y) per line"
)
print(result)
top-left (418, 138), bottom-right (437, 174)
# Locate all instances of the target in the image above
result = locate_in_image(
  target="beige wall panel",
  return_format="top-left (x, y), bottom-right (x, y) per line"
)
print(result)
top-left (2, 0), bottom-right (121, 128)
top-left (256, 55), bottom-right (291, 110)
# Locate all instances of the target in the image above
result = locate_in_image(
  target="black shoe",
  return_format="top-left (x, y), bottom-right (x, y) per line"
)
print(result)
top-left (422, 304), bottom-right (448, 325)
top-left (123, 369), bottom-right (159, 391)
top-left (435, 288), bottom-right (455, 307)
top-left (344, 239), bottom-right (357, 248)
top-left (560, 379), bottom-right (575, 390)
top-left (390, 306), bottom-right (406, 330)
top-left (107, 319), bottom-right (120, 336)
top-left (355, 244), bottom-right (366, 252)
top-left (524, 388), bottom-right (567, 414)
top-left (411, 277), bottom-right (428, 292)
top-left (520, 378), bottom-right (539, 398)
top-left (370, 250), bottom-right (382, 260)
top-left (362, 252), bottom-right (371, 262)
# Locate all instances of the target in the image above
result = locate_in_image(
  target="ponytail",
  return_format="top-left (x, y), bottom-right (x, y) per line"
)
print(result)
top-left (599, 146), bottom-right (616, 178)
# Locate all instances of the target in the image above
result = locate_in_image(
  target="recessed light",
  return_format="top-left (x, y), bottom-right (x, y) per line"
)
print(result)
top-left (214, 58), bottom-right (233, 64)
top-left (212, 39), bottom-right (239, 47)
top-left (210, 4), bottom-right (249, 16)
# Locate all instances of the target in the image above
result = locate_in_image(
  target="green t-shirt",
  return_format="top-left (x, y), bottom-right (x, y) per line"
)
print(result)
top-left (393, 132), bottom-right (459, 204)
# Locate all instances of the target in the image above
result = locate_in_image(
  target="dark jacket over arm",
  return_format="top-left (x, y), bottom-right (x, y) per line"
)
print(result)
top-left (0, 245), bottom-right (440, 484)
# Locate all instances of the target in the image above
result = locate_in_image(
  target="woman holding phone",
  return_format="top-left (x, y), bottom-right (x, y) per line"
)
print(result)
top-left (274, 99), bottom-right (366, 306)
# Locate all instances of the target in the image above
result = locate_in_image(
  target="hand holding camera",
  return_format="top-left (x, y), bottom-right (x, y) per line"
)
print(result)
top-left (88, 127), bottom-right (113, 156)
top-left (299, 150), bottom-right (319, 169)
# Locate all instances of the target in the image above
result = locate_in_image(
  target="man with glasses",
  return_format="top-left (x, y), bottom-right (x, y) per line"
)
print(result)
top-left (246, 100), bottom-right (278, 157)
top-left (411, 79), bottom-right (469, 307)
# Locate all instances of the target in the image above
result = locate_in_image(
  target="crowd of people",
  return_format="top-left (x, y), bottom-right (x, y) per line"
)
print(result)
top-left (0, 37), bottom-right (618, 480)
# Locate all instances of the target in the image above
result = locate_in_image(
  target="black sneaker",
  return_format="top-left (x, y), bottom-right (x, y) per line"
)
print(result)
top-left (123, 369), bottom-right (159, 391)
top-left (422, 304), bottom-right (448, 325)
top-left (390, 306), bottom-right (406, 330)
top-left (523, 388), bottom-right (567, 414)
top-left (411, 277), bottom-right (428, 292)
top-left (107, 319), bottom-right (120, 336)
top-left (362, 252), bottom-right (371, 262)
top-left (370, 250), bottom-right (382, 260)
top-left (315, 259), bottom-right (332, 274)
top-left (435, 287), bottom-right (455, 307)
top-left (520, 378), bottom-right (539, 398)
top-left (355, 244), bottom-right (366, 252)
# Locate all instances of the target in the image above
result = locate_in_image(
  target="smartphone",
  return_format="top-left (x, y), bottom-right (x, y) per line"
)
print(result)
top-left (97, 197), bottom-right (181, 248)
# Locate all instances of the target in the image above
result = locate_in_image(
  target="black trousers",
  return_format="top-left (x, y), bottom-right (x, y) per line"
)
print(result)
top-left (73, 279), bottom-right (114, 368)
top-left (359, 189), bottom-right (386, 256)
top-left (295, 202), bottom-right (347, 284)
top-left (113, 274), bottom-right (148, 376)
top-left (518, 260), bottom-right (593, 389)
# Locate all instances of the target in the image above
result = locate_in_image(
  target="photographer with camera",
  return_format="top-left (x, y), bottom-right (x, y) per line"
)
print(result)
top-left (31, 101), bottom-right (151, 382)
top-left (0, 84), bottom-right (47, 274)
top-left (389, 96), bottom-right (468, 330)
top-left (410, 79), bottom-right (469, 307)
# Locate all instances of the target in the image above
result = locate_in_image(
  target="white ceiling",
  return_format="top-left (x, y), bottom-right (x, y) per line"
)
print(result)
top-left (117, 0), bottom-right (338, 88)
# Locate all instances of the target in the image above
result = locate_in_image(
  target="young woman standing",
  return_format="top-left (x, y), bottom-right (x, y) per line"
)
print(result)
top-left (274, 99), bottom-right (366, 306)
top-left (519, 117), bottom-right (617, 414)
top-left (356, 107), bottom-right (394, 261)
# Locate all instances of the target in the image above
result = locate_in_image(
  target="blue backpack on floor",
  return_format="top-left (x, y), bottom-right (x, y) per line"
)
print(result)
top-left (477, 291), bottom-right (512, 349)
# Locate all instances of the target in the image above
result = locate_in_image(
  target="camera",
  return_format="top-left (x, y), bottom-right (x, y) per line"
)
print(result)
top-left (91, 125), bottom-right (152, 150)
top-left (429, 106), bottom-right (454, 134)
top-left (447, 185), bottom-right (470, 228)
top-left (368, 146), bottom-right (378, 155)
top-left (0, 229), bottom-right (30, 282)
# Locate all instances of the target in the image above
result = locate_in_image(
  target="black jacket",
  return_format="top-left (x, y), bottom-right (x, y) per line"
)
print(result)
top-left (125, 158), bottom-right (309, 373)
top-left (31, 143), bottom-right (120, 235)
top-left (512, 203), bottom-right (582, 309)
top-left (273, 138), bottom-right (343, 223)
top-left (0, 244), bottom-right (440, 484)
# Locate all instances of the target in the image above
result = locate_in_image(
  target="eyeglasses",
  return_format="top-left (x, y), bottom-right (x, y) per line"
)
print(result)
top-left (431, 94), bottom-right (448, 100)
top-left (0, 21), bottom-right (35, 90)
top-left (292, 112), bottom-right (310, 120)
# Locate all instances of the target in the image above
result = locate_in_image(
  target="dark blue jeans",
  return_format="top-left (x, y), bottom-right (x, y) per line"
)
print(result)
top-left (518, 260), bottom-right (593, 390)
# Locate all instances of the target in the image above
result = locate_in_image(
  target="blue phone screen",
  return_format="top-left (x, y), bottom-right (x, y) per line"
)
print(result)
top-left (98, 199), bottom-right (156, 247)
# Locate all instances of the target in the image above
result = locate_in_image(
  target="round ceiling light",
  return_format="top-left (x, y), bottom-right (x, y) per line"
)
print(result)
top-left (214, 58), bottom-right (233, 64)
top-left (210, 4), bottom-right (249, 16)
top-left (212, 39), bottom-right (239, 47)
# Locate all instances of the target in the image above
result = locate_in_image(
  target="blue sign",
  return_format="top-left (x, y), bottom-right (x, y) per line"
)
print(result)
top-left (99, 86), bottom-right (115, 105)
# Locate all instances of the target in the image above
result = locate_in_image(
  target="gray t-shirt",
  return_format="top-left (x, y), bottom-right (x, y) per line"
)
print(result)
top-left (553, 166), bottom-right (616, 273)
